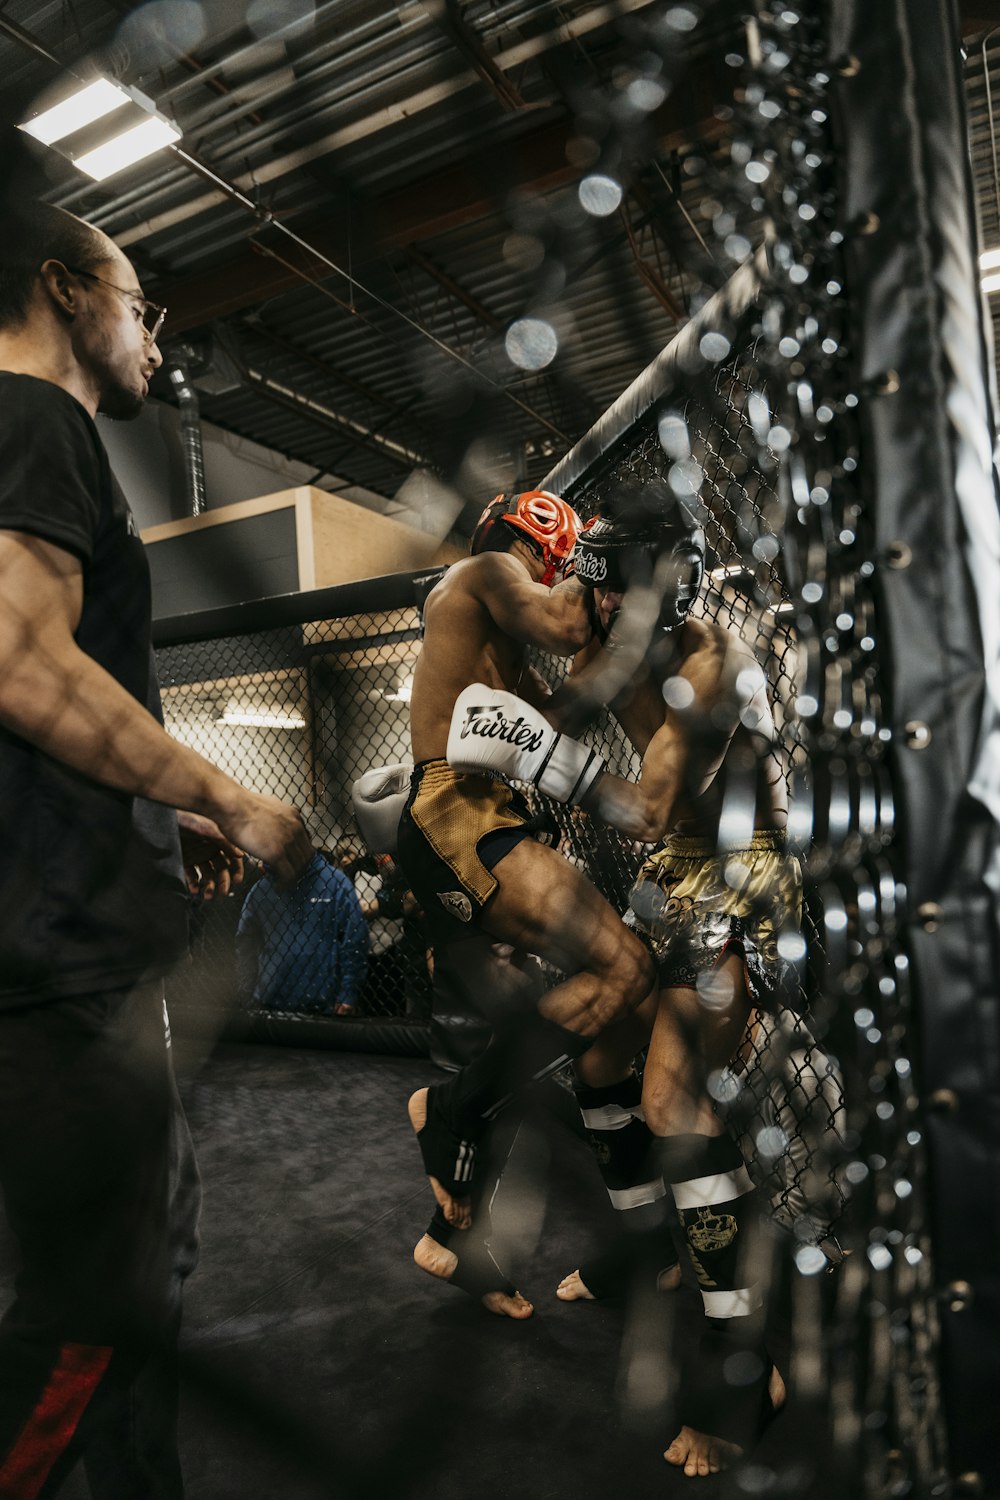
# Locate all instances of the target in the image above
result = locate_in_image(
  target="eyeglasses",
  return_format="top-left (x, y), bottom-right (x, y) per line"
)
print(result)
top-left (64, 265), bottom-right (167, 346)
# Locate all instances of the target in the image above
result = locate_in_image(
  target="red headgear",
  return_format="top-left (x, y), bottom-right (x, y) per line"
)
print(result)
top-left (470, 490), bottom-right (582, 586)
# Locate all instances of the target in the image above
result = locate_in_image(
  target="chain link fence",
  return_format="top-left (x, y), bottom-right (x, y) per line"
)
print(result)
top-left (158, 606), bottom-right (431, 1035)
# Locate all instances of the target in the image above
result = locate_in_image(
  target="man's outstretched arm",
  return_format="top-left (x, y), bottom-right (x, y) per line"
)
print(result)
top-left (0, 531), bottom-right (313, 883)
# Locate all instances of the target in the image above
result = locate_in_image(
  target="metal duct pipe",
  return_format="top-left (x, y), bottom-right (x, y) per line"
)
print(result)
top-left (168, 353), bottom-right (207, 516)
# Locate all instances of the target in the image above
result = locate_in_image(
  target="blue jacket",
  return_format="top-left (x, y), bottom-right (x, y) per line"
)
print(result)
top-left (236, 854), bottom-right (368, 1012)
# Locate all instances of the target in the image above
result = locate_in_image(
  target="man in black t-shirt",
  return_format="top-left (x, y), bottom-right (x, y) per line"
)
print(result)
top-left (0, 203), bottom-right (313, 1497)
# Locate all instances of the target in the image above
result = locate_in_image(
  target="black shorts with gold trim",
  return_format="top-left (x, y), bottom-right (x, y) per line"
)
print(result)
top-left (624, 831), bottom-right (803, 1005)
top-left (396, 759), bottom-right (558, 927)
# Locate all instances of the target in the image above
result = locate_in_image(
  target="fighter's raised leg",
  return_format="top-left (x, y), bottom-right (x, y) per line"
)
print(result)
top-left (408, 835), bottom-right (652, 1226)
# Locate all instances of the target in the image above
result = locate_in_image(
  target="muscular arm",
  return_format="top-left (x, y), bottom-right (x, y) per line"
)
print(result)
top-left (470, 553), bottom-right (592, 654)
top-left (0, 531), bottom-right (312, 880)
top-left (582, 626), bottom-right (763, 842)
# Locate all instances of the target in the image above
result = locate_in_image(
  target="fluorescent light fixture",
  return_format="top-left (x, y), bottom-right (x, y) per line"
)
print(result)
top-left (709, 563), bottom-right (749, 580)
top-left (19, 76), bottom-right (181, 181)
top-left (982, 270), bottom-right (1000, 296)
top-left (74, 115), bottom-right (182, 181)
top-left (383, 673), bottom-right (414, 703)
top-left (218, 710), bottom-right (306, 729)
top-left (19, 78), bottom-right (131, 146)
top-left (980, 247), bottom-right (1000, 272)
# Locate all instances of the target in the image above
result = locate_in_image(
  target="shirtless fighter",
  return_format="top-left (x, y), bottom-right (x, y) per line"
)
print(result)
top-left (396, 490), bottom-right (654, 1317)
top-left (448, 481), bottom-right (801, 1475)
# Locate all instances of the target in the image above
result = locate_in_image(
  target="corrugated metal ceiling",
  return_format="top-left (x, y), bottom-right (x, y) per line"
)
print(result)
top-left (2, 1), bottom-right (998, 522)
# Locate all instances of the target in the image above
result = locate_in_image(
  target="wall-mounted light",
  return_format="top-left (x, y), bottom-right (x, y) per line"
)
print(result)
top-left (19, 76), bottom-right (181, 181)
top-left (217, 708), bottom-right (306, 730)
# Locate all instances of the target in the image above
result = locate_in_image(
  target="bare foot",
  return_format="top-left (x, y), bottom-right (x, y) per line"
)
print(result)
top-left (664, 1426), bottom-right (742, 1477)
top-left (408, 1087), bottom-right (472, 1230)
top-left (556, 1270), bottom-right (595, 1301)
top-left (413, 1234), bottom-right (534, 1319)
top-left (556, 1261), bottom-right (681, 1302)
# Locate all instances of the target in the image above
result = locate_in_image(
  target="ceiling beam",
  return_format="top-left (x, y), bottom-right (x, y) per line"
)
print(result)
top-left (404, 245), bottom-right (504, 332)
top-left (961, 0), bottom-right (1000, 34)
top-left (153, 60), bottom-right (729, 336)
top-left (417, 0), bottom-right (531, 111)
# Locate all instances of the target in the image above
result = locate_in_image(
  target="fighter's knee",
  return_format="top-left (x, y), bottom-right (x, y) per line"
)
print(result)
top-left (641, 1086), bottom-right (672, 1138)
top-left (617, 934), bottom-right (654, 1009)
top-left (592, 934), bottom-right (653, 1025)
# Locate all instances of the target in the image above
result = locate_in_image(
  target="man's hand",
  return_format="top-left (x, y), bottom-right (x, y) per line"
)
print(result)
top-left (177, 811), bottom-right (246, 900)
top-left (213, 790), bottom-right (314, 887)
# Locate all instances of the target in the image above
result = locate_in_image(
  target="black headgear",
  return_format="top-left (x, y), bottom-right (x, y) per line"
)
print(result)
top-left (572, 496), bottom-right (705, 631)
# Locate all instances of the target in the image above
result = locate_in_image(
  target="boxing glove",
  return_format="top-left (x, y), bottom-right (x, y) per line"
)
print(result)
top-left (351, 762), bottom-right (412, 855)
top-left (447, 684), bottom-right (604, 805)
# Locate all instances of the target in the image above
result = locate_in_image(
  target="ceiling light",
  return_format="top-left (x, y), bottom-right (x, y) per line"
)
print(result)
top-left (18, 77), bottom-right (181, 181)
top-left (217, 710), bottom-right (306, 729)
top-left (980, 247), bottom-right (1000, 272)
top-left (74, 115), bottom-right (181, 181)
top-left (982, 270), bottom-right (1000, 296)
top-left (19, 78), bottom-right (131, 145)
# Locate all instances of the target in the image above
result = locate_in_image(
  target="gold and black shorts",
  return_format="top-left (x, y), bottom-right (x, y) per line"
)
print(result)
top-left (396, 759), bottom-right (557, 927)
top-left (624, 831), bottom-right (803, 1004)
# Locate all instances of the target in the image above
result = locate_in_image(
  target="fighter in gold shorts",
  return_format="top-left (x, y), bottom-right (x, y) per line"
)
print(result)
top-left (396, 490), bottom-right (656, 1323)
top-left (448, 479), bottom-right (801, 1476)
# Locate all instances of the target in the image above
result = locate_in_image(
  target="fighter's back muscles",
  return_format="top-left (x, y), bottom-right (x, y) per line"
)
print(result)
top-left (411, 552), bottom-right (590, 762)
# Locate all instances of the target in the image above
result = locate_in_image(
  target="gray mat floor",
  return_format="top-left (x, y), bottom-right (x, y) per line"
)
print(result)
top-left (11, 1036), bottom-right (803, 1499)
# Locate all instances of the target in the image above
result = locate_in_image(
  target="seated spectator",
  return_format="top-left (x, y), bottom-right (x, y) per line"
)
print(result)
top-left (236, 850), bottom-right (367, 1014)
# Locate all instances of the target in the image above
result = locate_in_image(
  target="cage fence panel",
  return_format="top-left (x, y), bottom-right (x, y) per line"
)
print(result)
top-left (157, 605), bottom-right (431, 1037)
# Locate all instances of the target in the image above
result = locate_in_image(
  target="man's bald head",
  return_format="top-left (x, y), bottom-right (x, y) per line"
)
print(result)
top-left (0, 203), bottom-right (115, 331)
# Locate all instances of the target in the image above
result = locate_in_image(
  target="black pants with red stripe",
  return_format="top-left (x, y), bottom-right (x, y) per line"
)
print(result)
top-left (0, 981), bottom-right (201, 1499)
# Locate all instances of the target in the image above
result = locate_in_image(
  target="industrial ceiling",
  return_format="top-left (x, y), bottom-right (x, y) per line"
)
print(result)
top-left (2, 0), bottom-right (999, 535)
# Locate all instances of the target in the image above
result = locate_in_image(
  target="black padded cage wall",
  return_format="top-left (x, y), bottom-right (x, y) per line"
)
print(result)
top-left (830, 0), bottom-right (1000, 1491)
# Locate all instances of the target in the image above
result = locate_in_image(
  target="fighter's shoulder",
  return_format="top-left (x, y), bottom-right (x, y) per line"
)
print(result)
top-left (424, 554), bottom-right (514, 623)
top-left (424, 556), bottom-right (476, 603)
top-left (678, 619), bottom-right (768, 696)
top-left (449, 551), bottom-right (528, 596)
top-left (678, 615), bottom-right (730, 656)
